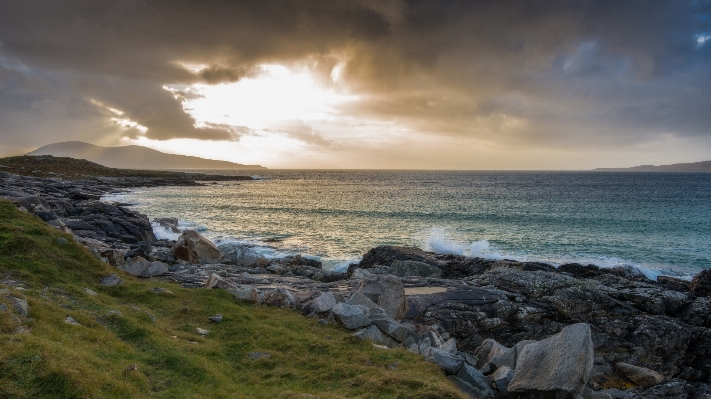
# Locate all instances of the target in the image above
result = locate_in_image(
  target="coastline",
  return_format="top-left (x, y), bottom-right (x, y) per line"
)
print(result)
top-left (2, 165), bottom-right (711, 397)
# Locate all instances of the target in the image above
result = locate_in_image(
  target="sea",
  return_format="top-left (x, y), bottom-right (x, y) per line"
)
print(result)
top-left (103, 170), bottom-right (711, 280)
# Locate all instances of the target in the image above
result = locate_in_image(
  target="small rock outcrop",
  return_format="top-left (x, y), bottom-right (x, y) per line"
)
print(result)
top-left (172, 230), bottom-right (222, 264)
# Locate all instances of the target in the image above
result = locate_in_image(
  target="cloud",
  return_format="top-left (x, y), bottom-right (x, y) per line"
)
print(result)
top-left (0, 0), bottom-right (710, 163)
top-left (267, 120), bottom-right (332, 147)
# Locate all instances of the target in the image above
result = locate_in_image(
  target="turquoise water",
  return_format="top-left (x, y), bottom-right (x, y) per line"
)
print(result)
top-left (106, 171), bottom-right (711, 278)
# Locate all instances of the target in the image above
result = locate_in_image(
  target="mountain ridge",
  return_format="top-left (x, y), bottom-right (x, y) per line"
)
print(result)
top-left (26, 141), bottom-right (265, 170)
top-left (594, 160), bottom-right (711, 172)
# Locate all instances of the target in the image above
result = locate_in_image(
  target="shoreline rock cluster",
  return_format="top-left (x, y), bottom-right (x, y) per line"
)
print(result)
top-left (2, 169), bottom-right (711, 398)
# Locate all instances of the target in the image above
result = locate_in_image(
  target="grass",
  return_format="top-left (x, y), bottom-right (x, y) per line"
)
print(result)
top-left (0, 199), bottom-right (466, 398)
top-left (0, 156), bottom-right (250, 181)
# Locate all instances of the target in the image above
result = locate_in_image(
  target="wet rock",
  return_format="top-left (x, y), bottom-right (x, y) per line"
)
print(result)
top-left (614, 362), bottom-right (665, 388)
top-left (353, 274), bottom-right (408, 320)
top-left (173, 230), bottom-right (222, 264)
top-left (217, 242), bottom-right (262, 266)
top-left (508, 323), bottom-right (594, 399)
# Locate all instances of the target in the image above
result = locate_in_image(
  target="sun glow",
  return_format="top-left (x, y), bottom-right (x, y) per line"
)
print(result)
top-left (173, 64), bottom-right (357, 130)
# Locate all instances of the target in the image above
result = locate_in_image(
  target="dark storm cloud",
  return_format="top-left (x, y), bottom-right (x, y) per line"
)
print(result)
top-left (0, 0), bottom-right (710, 154)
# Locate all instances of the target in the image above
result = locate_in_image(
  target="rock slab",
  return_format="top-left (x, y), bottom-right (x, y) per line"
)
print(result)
top-left (507, 323), bottom-right (594, 399)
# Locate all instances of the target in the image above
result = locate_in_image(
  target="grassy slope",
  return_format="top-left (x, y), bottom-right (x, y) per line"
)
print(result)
top-left (0, 199), bottom-right (465, 399)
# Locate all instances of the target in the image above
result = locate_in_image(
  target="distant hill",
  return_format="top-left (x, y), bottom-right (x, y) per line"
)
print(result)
top-left (26, 141), bottom-right (265, 170)
top-left (594, 160), bottom-right (711, 172)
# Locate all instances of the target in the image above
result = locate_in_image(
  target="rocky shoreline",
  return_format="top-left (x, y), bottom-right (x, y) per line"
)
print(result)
top-left (2, 168), bottom-right (711, 399)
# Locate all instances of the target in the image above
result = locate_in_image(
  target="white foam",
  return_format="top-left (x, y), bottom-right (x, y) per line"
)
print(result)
top-left (422, 227), bottom-right (504, 259)
top-left (152, 223), bottom-right (182, 240)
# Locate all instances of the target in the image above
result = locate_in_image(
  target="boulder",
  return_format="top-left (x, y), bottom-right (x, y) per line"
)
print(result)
top-left (140, 261), bottom-right (168, 277)
top-left (217, 242), bottom-right (262, 266)
top-left (227, 285), bottom-right (260, 303)
top-left (119, 257), bottom-right (168, 277)
top-left (351, 325), bottom-right (385, 343)
top-left (331, 303), bottom-right (371, 330)
top-left (456, 363), bottom-right (496, 399)
top-left (507, 323), bottom-right (594, 399)
top-left (262, 287), bottom-right (295, 308)
top-left (475, 338), bottom-right (511, 369)
top-left (690, 269), bottom-right (711, 297)
top-left (491, 366), bottom-right (515, 396)
top-left (387, 260), bottom-right (442, 278)
top-left (426, 347), bottom-right (465, 374)
top-left (120, 257), bottom-right (151, 275)
top-left (614, 362), bottom-right (665, 388)
top-left (370, 315), bottom-right (417, 346)
top-left (353, 274), bottom-right (408, 320)
top-left (441, 338), bottom-right (458, 355)
top-left (306, 291), bottom-right (337, 313)
top-left (173, 230), bottom-right (222, 264)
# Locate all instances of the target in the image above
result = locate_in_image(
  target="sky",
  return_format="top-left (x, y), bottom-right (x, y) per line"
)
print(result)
top-left (0, 1), bottom-right (710, 170)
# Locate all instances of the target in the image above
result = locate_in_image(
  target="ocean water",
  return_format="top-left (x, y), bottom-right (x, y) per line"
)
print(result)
top-left (104, 171), bottom-right (711, 279)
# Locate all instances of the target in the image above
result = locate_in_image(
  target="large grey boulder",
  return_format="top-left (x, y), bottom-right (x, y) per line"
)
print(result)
top-left (507, 323), bottom-right (594, 399)
top-left (614, 363), bottom-right (665, 388)
top-left (331, 303), bottom-right (372, 330)
top-left (172, 230), bottom-right (222, 264)
top-left (387, 260), bottom-right (442, 278)
top-left (353, 274), bottom-right (408, 320)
